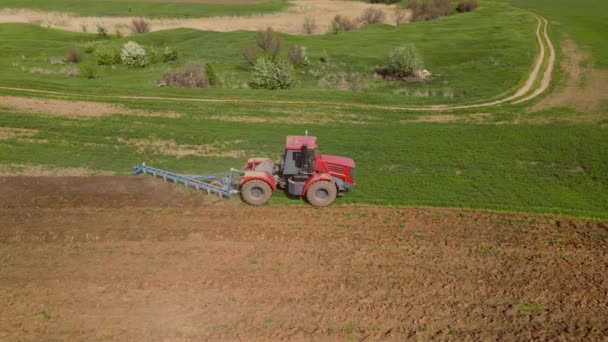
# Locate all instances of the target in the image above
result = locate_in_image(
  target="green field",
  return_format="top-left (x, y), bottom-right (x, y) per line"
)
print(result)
top-left (0, 0), bottom-right (607, 218)
top-left (0, 0), bottom-right (539, 106)
top-left (504, 0), bottom-right (608, 68)
top-left (0, 0), bottom-right (290, 18)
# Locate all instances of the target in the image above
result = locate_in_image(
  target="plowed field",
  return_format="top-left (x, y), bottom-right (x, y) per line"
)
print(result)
top-left (1, 177), bottom-right (607, 340)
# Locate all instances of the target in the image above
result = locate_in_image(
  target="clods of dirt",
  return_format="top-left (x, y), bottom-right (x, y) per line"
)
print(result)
top-left (0, 176), bottom-right (607, 340)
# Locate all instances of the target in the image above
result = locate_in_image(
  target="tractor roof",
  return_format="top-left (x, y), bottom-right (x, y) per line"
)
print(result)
top-left (285, 136), bottom-right (317, 150)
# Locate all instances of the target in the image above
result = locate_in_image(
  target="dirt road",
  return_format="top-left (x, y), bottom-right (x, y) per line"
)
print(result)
top-left (1, 177), bottom-right (607, 340)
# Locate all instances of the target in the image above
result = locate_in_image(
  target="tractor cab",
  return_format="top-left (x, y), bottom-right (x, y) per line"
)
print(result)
top-left (281, 136), bottom-right (317, 176)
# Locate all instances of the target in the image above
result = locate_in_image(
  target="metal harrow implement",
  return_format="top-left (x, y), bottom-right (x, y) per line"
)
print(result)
top-left (132, 163), bottom-right (242, 198)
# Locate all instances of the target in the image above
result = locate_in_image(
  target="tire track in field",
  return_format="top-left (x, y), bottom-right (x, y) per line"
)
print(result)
top-left (0, 14), bottom-right (554, 112)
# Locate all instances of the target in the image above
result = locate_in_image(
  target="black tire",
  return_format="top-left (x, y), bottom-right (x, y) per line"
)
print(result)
top-left (241, 180), bottom-right (272, 206)
top-left (306, 181), bottom-right (337, 207)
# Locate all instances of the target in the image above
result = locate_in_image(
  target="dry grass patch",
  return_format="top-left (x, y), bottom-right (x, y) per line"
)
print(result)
top-left (208, 109), bottom-right (369, 125)
top-left (0, 163), bottom-right (115, 176)
top-left (0, 127), bottom-right (39, 141)
top-left (0, 1), bottom-right (399, 35)
top-left (118, 138), bottom-right (246, 158)
top-left (402, 113), bottom-right (493, 123)
top-left (0, 96), bottom-right (180, 118)
top-left (531, 40), bottom-right (608, 113)
top-left (126, 0), bottom-right (266, 3)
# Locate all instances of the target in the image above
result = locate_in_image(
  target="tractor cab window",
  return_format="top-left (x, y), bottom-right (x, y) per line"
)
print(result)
top-left (281, 148), bottom-right (315, 176)
top-left (293, 150), bottom-right (314, 172)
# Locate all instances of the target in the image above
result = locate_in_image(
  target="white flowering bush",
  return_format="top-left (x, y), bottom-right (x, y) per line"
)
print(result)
top-left (250, 57), bottom-right (295, 90)
top-left (120, 41), bottom-right (149, 68)
top-left (385, 45), bottom-right (423, 78)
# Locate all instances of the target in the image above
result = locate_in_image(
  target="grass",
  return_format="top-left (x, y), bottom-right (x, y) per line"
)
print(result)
top-left (0, 0), bottom-right (539, 106)
top-left (0, 0), bottom-right (290, 19)
top-left (503, 0), bottom-right (608, 68)
top-left (0, 0), bottom-right (606, 219)
top-left (0, 96), bottom-right (606, 218)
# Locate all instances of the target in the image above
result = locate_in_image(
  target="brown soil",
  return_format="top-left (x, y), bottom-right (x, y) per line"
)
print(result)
top-left (1, 176), bottom-right (607, 340)
top-left (530, 39), bottom-right (608, 114)
top-left (0, 96), bottom-right (180, 118)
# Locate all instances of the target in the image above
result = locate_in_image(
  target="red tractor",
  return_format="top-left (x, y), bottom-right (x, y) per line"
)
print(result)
top-left (239, 135), bottom-right (356, 206)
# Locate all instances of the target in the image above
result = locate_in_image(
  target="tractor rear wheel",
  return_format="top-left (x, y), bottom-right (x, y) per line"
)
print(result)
top-left (306, 181), bottom-right (337, 207)
top-left (241, 180), bottom-right (272, 206)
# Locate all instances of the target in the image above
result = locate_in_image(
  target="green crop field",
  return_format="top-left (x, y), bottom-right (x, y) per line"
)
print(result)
top-left (0, 0), bottom-right (290, 18)
top-left (0, 0), bottom-right (607, 218)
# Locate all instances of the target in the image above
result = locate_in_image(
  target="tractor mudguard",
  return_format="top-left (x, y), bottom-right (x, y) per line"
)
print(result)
top-left (240, 171), bottom-right (277, 191)
top-left (302, 173), bottom-right (333, 196)
top-left (243, 158), bottom-right (273, 171)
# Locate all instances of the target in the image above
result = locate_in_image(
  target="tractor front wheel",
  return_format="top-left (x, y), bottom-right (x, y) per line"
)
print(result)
top-left (306, 181), bottom-right (337, 207)
top-left (241, 180), bottom-right (272, 206)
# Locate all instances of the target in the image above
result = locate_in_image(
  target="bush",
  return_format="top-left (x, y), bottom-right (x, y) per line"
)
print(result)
top-left (302, 16), bottom-right (317, 35)
top-left (80, 64), bottom-right (101, 79)
top-left (205, 63), bottom-right (218, 86)
top-left (66, 48), bottom-right (81, 63)
top-left (94, 46), bottom-right (120, 65)
top-left (394, 6), bottom-right (406, 25)
top-left (256, 27), bottom-right (283, 60)
top-left (368, 0), bottom-right (400, 3)
top-left (384, 45), bottom-right (424, 78)
top-left (407, 0), bottom-right (452, 22)
top-left (456, 0), bottom-right (478, 12)
top-left (121, 41), bottom-right (149, 68)
top-left (96, 24), bottom-right (108, 38)
top-left (330, 15), bottom-right (359, 33)
top-left (287, 44), bottom-right (309, 68)
top-left (240, 43), bottom-right (259, 65)
top-left (157, 62), bottom-right (210, 88)
top-left (360, 8), bottom-right (386, 24)
top-left (162, 46), bottom-right (178, 63)
top-left (147, 46), bottom-right (159, 63)
top-left (84, 42), bottom-right (96, 54)
top-left (426, 0), bottom-right (452, 18)
top-left (131, 18), bottom-right (150, 34)
top-left (250, 57), bottom-right (296, 90)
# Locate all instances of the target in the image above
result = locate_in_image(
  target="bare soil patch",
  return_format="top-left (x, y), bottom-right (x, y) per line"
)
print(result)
top-left (0, 163), bottom-right (115, 176)
top-left (530, 39), bottom-right (608, 114)
top-left (0, 1), bottom-right (400, 35)
top-left (0, 96), bottom-right (180, 118)
top-left (0, 176), bottom-right (607, 340)
top-left (118, 138), bottom-right (246, 158)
